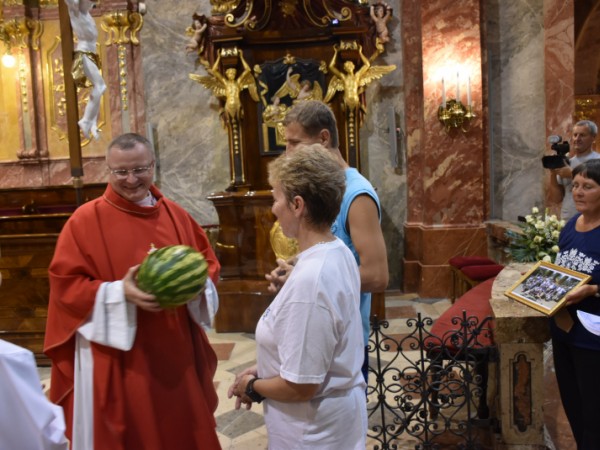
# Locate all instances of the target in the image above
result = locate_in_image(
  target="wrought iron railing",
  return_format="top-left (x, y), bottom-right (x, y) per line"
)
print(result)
top-left (367, 312), bottom-right (497, 449)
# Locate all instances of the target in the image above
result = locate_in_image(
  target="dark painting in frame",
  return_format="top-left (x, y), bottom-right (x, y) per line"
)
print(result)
top-left (256, 56), bottom-right (326, 155)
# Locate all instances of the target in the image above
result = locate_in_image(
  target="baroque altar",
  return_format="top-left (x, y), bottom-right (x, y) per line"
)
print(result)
top-left (187, 0), bottom-right (395, 332)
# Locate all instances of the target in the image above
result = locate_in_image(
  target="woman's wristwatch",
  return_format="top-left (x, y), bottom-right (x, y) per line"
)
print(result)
top-left (245, 377), bottom-right (265, 403)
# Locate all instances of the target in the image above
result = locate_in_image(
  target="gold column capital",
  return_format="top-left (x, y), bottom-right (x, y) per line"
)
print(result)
top-left (101, 10), bottom-right (143, 46)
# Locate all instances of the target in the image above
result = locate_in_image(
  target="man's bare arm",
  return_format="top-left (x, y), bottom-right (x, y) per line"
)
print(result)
top-left (347, 194), bottom-right (389, 293)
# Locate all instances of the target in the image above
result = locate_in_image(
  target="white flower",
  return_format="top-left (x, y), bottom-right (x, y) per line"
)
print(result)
top-left (552, 230), bottom-right (560, 239)
top-left (532, 207), bottom-right (539, 214)
top-left (542, 254), bottom-right (552, 262)
top-left (552, 245), bottom-right (560, 253)
top-left (534, 236), bottom-right (543, 243)
top-left (525, 215), bottom-right (534, 223)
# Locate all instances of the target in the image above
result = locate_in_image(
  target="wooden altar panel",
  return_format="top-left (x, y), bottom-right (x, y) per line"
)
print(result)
top-left (208, 190), bottom-right (278, 332)
top-left (0, 184), bottom-right (106, 363)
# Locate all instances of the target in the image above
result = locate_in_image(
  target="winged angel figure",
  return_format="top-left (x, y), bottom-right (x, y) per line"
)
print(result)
top-left (189, 50), bottom-right (258, 122)
top-left (273, 67), bottom-right (324, 103)
top-left (324, 44), bottom-right (395, 112)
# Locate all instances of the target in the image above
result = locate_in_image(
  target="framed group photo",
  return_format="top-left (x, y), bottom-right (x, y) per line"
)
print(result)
top-left (505, 261), bottom-right (591, 316)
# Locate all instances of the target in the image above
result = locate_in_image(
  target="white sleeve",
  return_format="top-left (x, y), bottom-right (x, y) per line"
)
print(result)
top-left (77, 281), bottom-right (137, 351)
top-left (187, 278), bottom-right (219, 331)
top-left (0, 340), bottom-right (69, 450)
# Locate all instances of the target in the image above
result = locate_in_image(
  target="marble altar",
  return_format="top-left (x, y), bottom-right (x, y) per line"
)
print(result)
top-left (490, 263), bottom-right (550, 449)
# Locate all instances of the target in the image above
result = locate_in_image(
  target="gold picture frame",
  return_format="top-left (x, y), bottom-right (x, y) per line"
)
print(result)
top-left (505, 261), bottom-right (591, 316)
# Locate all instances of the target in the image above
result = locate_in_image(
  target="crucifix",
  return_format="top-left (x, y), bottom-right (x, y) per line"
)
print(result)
top-left (57, 0), bottom-right (106, 205)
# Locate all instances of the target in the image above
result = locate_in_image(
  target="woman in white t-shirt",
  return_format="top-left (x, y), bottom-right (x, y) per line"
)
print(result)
top-left (228, 144), bottom-right (367, 449)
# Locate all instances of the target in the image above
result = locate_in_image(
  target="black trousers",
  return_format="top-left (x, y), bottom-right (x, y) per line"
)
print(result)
top-left (552, 338), bottom-right (600, 450)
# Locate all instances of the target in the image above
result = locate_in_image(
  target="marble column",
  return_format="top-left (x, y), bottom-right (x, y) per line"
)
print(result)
top-left (402, 0), bottom-right (488, 297)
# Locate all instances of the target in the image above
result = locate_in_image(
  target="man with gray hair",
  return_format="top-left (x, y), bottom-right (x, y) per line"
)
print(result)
top-left (547, 120), bottom-right (599, 220)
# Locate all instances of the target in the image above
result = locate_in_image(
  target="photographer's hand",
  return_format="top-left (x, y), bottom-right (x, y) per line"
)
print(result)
top-left (553, 165), bottom-right (572, 180)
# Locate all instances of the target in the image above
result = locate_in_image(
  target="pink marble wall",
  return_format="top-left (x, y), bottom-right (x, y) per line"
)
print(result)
top-left (418, 0), bottom-right (487, 226)
top-left (403, 0), bottom-right (488, 296)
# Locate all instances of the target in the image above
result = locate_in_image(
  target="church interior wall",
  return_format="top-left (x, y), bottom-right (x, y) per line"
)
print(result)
top-left (0, 0), bottom-right (598, 292)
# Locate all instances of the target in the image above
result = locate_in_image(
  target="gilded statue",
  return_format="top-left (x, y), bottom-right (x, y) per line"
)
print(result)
top-left (324, 44), bottom-right (395, 112)
top-left (262, 95), bottom-right (288, 144)
top-left (189, 49), bottom-right (259, 122)
top-left (273, 67), bottom-right (323, 103)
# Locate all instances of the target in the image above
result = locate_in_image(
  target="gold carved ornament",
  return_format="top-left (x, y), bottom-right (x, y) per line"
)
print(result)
top-left (269, 221), bottom-right (299, 262)
top-left (101, 10), bottom-right (143, 111)
top-left (217, 0), bottom-right (352, 30)
top-left (323, 42), bottom-right (395, 114)
top-left (189, 48), bottom-right (259, 123)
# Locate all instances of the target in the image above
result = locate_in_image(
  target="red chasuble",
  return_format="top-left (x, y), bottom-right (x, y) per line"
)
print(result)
top-left (44, 184), bottom-right (222, 450)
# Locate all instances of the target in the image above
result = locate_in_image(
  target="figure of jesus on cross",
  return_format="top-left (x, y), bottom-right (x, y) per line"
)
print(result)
top-left (65, 0), bottom-right (106, 140)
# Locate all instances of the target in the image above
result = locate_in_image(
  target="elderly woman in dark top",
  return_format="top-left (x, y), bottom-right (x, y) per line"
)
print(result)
top-left (552, 158), bottom-right (600, 449)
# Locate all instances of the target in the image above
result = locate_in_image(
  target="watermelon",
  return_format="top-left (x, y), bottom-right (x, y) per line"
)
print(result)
top-left (137, 245), bottom-right (209, 308)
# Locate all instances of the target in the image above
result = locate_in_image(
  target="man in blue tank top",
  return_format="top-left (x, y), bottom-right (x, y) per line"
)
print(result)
top-left (266, 100), bottom-right (389, 380)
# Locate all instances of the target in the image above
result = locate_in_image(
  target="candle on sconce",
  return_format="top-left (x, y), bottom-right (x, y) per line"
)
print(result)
top-left (441, 77), bottom-right (446, 108)
top-left (467, 76), bottom-right (472, 107)
top-left (456, 72), bottom-right (460, 102)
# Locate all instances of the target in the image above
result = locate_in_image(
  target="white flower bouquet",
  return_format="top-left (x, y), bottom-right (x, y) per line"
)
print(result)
top-left (505, 207), bottom-right (565, 263)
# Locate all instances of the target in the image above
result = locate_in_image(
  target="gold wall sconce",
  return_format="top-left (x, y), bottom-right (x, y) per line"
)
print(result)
top-left (0, 18), bottom-right (16, 67)
top-left (0, 16), bottom-right (31, 68)
top-left (438, 72), bottom-right (475, 132)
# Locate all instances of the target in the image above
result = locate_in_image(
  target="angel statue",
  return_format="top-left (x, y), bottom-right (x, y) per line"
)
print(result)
top-left (324, 44), bottom-right (395, 112)
top-left (370, 1), bottom-right (392, 44)
top-left (273, 67), bottom-right (323, 103)
top-left (185, 14), bottom-right (209, 65)
top-left (189, 49), bottom-right (258, 122)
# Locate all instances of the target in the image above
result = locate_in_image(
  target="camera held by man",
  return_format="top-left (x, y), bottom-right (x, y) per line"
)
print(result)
top-left (545, 120), bottom-right (599, 220)
top-left (542, 135), bottom-right (570, 169)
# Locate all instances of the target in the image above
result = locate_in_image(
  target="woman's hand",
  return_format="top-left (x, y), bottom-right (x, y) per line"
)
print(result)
top-left (227, 365), bottom-right (257, 410)
top-left (565, 284), bottom-right (598, 306)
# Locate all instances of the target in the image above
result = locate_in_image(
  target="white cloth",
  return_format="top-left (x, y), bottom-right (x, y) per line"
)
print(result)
top-left (0, 339), bottom-right (69, 450)
top-left (577, 310), bottom-right (600, 336)
top-left (256, 238), bottom-right (367, 449)
top-left (73, 281), bottom-right (137, 450)
top-left (78, 280), bottom-right (137, 351)
top-left (187, 278), bottom-right (219, 330)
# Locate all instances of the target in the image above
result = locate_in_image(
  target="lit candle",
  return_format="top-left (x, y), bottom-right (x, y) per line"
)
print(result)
top-left (456, 72), bottom-right (460, 102)
top-left (441, 77), bottom-right (446, 108)
top-left (467, 76), bottom-right (472, 107)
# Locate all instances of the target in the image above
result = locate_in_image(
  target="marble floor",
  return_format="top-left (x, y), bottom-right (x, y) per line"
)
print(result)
top-left (39, 292), bottom-right (574, 449)
top-left (209, 292), bottom-right (575, 449)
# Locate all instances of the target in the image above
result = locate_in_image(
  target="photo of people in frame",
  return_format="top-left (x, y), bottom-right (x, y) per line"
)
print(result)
top-left (506, 261), bottom-right (591, 316)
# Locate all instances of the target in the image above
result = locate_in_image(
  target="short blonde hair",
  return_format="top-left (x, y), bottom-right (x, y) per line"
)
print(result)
top-left (268, 144), bottom-right (345, 228)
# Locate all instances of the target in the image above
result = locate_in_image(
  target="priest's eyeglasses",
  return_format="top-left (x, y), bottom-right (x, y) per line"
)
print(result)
top-left (108, 162), bottom-right (155, 179)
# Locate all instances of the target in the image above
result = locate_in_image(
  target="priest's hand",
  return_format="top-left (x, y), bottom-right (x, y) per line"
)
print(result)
top-left (123, 265), bottom-right (162, 312)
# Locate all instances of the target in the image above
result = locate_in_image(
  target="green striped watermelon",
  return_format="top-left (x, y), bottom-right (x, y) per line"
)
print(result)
top-left (137, 245), bottom-right (208, 308)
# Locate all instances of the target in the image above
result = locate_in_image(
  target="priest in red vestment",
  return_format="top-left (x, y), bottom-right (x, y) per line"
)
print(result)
top-left (44, 133), bottom-right (222, 450)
